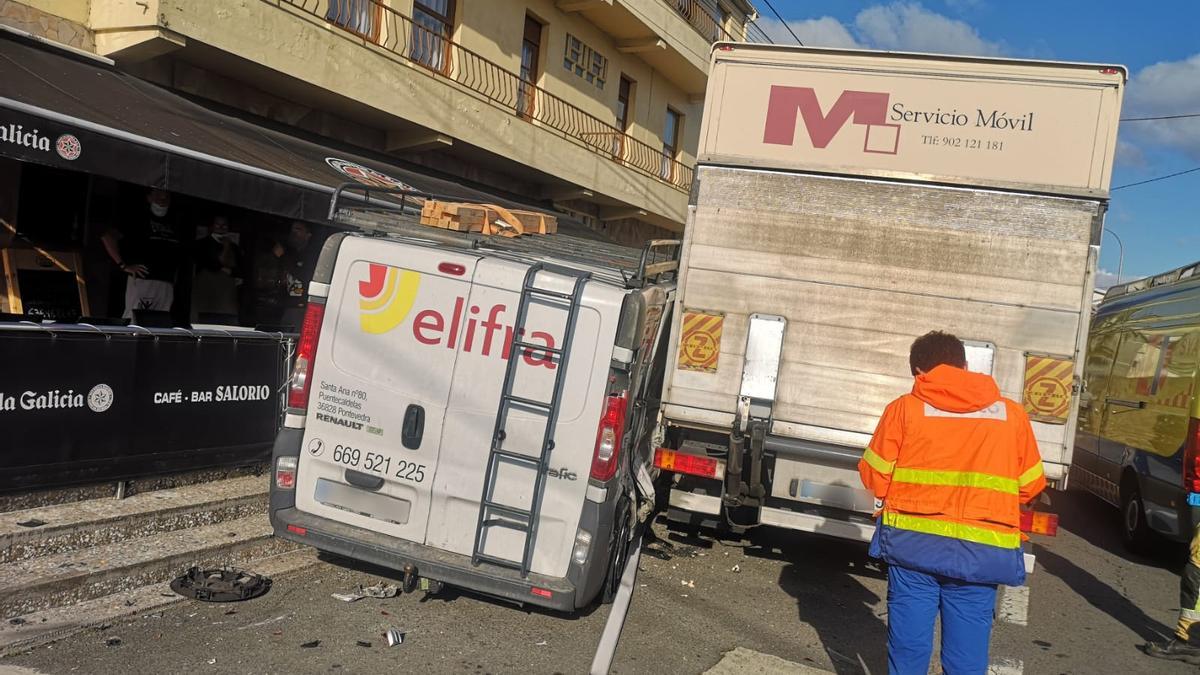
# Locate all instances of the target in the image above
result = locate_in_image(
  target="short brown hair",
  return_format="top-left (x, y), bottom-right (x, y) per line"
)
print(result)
top-left (910, 331), bottom-right (966, 375)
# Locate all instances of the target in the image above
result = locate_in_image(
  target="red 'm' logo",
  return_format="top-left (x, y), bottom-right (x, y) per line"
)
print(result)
top-left (763, 86), bottom-right (899, 154)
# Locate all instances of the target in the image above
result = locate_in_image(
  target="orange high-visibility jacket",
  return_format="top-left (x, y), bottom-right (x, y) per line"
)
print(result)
top-left (859, 364), bottom-right (1046, 586)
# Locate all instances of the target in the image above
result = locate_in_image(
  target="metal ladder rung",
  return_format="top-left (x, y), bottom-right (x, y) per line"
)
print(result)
top-left (523, 286), bottom-right (574, 300)
top-left (511, 340), bottom-right (563, 356)
top-left (473, 552), bottom-right (523, 570)
top-left (504, 394), bottom-right (552, 411)
top-left (483, 502), bottom-right (532, 520)
top-left (482, 518), bottom-right (530, 532)
top-left (492, 449), bottom-right (541, 466)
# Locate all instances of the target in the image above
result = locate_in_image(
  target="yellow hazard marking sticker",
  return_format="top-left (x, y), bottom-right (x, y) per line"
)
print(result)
top-left (678, 310), bottom-right (724, 373)
top-left (1023, 354), bottom-right (1074, 424)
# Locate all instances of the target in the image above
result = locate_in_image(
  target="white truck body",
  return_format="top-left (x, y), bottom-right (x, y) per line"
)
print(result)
top-left (656, 44), bottom-right (1125, 539)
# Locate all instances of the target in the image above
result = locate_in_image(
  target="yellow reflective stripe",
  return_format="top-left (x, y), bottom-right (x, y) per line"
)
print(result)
top-left (893, 468), bottom-right (1018, 495)
top-left (1019, 462), bottom-right (1044, 487)
top-left (862, 447), bottom-right (895, 475)
top-left (882, 512), bottom-right (1021, 549)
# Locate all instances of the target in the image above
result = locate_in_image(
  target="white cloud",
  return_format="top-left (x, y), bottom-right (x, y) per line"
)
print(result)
top-left (854, 3), bottom-right (1003, 56)
top-left (1095, 268), bottom-right (1120, 290)
top-left (1122, 53), bottom-right (1200, 161)
top-left (755, 16), bottom-right (863, 49)
top-left (1114, 139), bottom-right (1147, 169)
top-left (750, 3), bottom-right (1003, 57)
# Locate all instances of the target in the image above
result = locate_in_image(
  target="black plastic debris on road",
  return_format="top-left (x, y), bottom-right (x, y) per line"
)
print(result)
top-left (170, 566), bottom-right (272, 602)
top-left (16, 519), bottom-right (46, 528)
top-left (301, 640), bottom-right (320, 649)
top-left (104, 636), bottom-right (122, 647)
top-left (356, 641), bottom-right (372, 648)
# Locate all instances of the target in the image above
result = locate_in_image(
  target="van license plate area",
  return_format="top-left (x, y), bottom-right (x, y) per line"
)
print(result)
top-left (315, 478), bottom-right (412, 525)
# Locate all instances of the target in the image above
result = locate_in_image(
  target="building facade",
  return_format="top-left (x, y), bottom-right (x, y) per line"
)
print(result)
top-left (3, 0), bottom-right (758, 244)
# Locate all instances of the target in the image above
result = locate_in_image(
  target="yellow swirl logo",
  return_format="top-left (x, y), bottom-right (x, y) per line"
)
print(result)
top-left (358, 263), bottom-right (421, 334)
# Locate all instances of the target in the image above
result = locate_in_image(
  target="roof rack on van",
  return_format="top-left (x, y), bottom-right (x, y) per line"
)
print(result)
top-left (1104, 260), bottom-right (1200, 302)
top-left (326, 183), bottom-right (680, 289)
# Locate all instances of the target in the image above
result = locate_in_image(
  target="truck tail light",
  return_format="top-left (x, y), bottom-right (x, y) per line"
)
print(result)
top-left (1019, 509), bottom-right (1059, 536)
top-left (1183, 417), bottom-right (1200, 493)
top-left (654, 448), bottom-right (725, 479)
top-left (275, 456), bottom-right (298, 490)
top-left (590, 392), bottom-right (628, 482)
top-left (287, 301), bottom-right (326, 410)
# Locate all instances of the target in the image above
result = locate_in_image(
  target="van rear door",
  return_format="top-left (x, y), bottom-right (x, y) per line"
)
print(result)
top-left (295, 237), bottom-right (479, 545)
top-left (425, 257), bottom-right (624, 578)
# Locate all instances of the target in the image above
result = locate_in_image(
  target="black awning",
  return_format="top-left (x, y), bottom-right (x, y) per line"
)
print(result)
top-left (0, 30), bottom-right (525, 223)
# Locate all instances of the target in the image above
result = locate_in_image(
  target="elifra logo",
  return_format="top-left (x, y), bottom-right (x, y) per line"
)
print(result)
top-left (763, 86), bottom-right (899, 155)
top-left (359, 263), bottom-right (421, 334)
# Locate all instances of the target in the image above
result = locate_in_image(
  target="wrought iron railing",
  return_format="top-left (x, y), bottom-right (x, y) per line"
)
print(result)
top-left (276, 0), bottom-right (694, 192)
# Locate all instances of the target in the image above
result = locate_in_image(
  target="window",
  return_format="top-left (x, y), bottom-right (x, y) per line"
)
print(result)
top-left (563, 34), bottom-right (607, 89)
top-left (614, 76), bottom-right (634, 157)
top-left (326, 0), bottom-right (381, 41)
top-left (411, 0), bottom-right (454, 73)
top-left (661, 108), bottom-right (682, 179)
top-left (517, 15), bottom-right (542, 117)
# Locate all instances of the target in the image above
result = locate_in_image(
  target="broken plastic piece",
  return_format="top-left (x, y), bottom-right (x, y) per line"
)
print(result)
top-left (170, 567), bottom-right (272, 602)
top-left (8, 618), bottom-right (25, 626)
top-left (104, 636), bottom-right (122, 647)
top-left (361, 583), bottom-right (399, 599)
top-left (301, 640), bottom-right (320, 649)
top-left (331, 593), bottom-right (362, 603)
top-left (385, 628), bottom-right (404, 647)
top-left (16, 519), bottom-right (46, 528)
top-left (356, 641), bottom-right (372, 648)
top-left (731, 564), bottom-right (741, 573)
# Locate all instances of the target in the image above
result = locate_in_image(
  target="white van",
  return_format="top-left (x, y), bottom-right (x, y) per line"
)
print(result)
top-left (269, 190), bottom-right (676, 611)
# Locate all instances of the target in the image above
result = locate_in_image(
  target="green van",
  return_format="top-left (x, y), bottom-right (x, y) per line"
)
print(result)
top-left (1073, 261), bottom-right (1200, 551)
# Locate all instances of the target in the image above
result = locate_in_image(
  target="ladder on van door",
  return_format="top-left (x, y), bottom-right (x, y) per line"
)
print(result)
top-left (471, 263), bottom-right (591, 577)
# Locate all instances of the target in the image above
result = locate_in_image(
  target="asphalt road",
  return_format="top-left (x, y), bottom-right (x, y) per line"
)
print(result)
top-left (2, 488), bottom-right (1192, 674)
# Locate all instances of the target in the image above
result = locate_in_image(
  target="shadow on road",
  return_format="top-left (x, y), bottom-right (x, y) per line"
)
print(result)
top-left (1049, 488), bottom-right (1183, 571)
top-left (1035, 545), bottom-right (1176, 644)
top-left (749, 527), bottom-right (889, 675)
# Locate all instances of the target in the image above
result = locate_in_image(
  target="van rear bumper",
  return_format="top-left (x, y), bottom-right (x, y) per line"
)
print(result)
top-left (271, 507), bottom-right (578, 612)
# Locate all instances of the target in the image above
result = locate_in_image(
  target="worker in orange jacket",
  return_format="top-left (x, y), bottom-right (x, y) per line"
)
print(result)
top-left (859, 331), bottom-right (1046, 674)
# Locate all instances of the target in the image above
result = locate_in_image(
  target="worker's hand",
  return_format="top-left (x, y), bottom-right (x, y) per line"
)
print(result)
top-left (122, 263), bottom-right (149, 278)
top-left (272, 242), bottom-right (285, 258)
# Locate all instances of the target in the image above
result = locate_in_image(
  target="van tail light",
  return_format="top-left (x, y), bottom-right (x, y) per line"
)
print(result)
top-left (288, 302), bottom-right (326, 410)
top-left (1183, 417), bottom-right (1200, 493)
top-left (590, 392), bottom-right (628, 482)
top-left (275, 456), bottom-right (298, 490)
top-left (654, 448), bottom-right (726, 480)
top-left (1019, 508), bottom-right (1059, 536)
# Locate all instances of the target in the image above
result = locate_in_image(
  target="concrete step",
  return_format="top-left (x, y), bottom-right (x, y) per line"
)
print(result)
top-left (0, 548), bottom-right (319, 656)
top-left (0, 514), bottom-right (293, 618)
top-left (0, 476), bottom-right (269, 564)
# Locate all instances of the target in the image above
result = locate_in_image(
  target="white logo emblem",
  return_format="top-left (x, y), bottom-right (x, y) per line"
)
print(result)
top-left (87, 384), bottom-right (113, 412)
top-left (56, 134), bottom-right (81, 161)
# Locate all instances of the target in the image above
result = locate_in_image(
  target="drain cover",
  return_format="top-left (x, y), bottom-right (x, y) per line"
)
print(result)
top-left (170, 566), bottom-right (272, 602)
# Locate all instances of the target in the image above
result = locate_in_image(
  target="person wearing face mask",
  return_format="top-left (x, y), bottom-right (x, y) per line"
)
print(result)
top-left (191, 214), bottom-right (242, 324)
top-left (101, 188), bottom-right (182, 320)
top-left (272, 220), bottom-right (318, 331)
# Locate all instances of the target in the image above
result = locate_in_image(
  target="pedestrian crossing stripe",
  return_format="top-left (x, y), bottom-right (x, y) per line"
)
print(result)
top-left (1022, 354), bottom-right (1074, 424)
top-left (678, 310), bottom-right (724, 373)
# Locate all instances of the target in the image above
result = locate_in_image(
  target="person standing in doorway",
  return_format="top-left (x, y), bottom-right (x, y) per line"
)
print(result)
top-left (191, 214), bottom-right (242, 324)
top-left (859, 331), bottom-right (1046, 674)
top-left (274, 220), bottom-right (319, 330)
top-left (101, 188), bottom-right (182, 320)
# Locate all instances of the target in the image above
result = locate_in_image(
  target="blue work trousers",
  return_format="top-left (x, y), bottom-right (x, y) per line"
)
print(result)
top-left (887, 565), bottom-right (998, 675)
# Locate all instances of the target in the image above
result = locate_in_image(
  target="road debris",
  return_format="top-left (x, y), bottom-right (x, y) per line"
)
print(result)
top-left (731, 564), bottom-right (741, 573)
top-left (356, 641), bottom-right (373, 648)
top-left (331, 593), bottom-right (362, 603)
top-left (385, 628), bottom-right (405, 647)
top-left (535, 640), bottom-right (548, 646)
top-left (207, 659), bottom-right (217, 665)
top-left (171, 566), bottom-right (272, 602)
top-left (238, 613), bottom-right (292, 630)
top-left (332, 582), bottom-right (399, 602)
top-left (16, 519), bottom-right (46, 528)
top-left (301, 640), bottom-right (320, 649)
top-left (680, 579), bottom-right (695, 588)
top-left (104, 636), bottom-right (122, 647)
top-left (8, 617), bottom-right (25, 625)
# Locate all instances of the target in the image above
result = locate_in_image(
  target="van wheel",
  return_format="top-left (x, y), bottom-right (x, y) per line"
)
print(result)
top-left (1120, 479), bottom-right (1155, 554)
top-left (601, 501), bottom-right (633, 604)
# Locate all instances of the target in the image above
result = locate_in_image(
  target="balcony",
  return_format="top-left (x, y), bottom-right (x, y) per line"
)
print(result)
top-left (286, 0), bottom-right (693, 193)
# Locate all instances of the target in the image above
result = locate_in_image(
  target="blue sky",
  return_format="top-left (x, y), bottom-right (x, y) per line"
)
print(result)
top-left (756, 1), bottom-right (1200, 287)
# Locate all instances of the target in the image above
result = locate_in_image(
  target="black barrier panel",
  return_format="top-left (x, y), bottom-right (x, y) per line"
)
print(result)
top-left (0, 324), bottom-right (292, 491)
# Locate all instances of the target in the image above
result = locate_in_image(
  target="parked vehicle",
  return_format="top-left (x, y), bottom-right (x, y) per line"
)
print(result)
top-left (269, 187), bottom-right (678, 611)
top-left (1073, 263), bottom-right (1200, 551)
top-left (653, 43), bottom-right (1125, 545)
